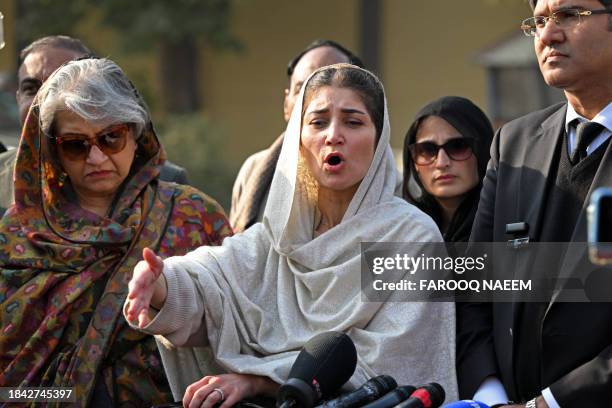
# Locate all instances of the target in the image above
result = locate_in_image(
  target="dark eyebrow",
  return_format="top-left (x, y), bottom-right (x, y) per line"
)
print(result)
top-left (341, 108), bottom-right (367, 115)
top-left (308, 108), bottom-right (330, 115)
top-left (307, 108), bottom-right (368, 115)
top-left (538, 5), bottom-right (582, 15)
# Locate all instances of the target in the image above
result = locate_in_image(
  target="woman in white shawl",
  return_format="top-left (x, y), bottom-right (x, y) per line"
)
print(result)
top-left (125, 64), bottom-right (458, 407)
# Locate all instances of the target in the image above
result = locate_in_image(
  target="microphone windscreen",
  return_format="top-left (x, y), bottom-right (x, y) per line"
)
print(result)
top-left (288, 331), bottom-right (358, 399)
top-left (407, 383), bottom-right (445, 408)
top-left (442, 401), bottom-right (490, 408)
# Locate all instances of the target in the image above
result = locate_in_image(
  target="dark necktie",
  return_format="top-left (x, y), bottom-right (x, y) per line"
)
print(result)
top-left (571, 121), bottom-right (604, 164)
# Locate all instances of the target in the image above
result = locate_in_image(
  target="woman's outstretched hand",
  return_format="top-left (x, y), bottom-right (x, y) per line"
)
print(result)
top-left (125, 247), bottom-right (167, 328)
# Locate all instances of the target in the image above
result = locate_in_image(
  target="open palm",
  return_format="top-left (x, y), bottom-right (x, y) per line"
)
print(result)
top-left (125, 247), bottom-right (165, 328)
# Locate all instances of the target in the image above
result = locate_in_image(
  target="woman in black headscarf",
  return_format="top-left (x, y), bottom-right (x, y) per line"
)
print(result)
top-left (403, 96), bottom-right (494, 242)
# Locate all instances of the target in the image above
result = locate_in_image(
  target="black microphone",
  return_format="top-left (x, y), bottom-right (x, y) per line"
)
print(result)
top-left (277, 331), bottom-right (357, 408)
top-left (359, 385), bottom-right (417, 408)
top-left (315, 375), bottom-right (398, 408)
top-left (393, 383), bottom-right (445, 408)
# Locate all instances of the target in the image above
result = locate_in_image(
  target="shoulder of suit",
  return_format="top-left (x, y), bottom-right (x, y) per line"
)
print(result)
top-left (234, 134), bottom-right (284, 191)
top-left (499, 102), bottom-right (566, 134)
top-left (235, 147), bottom-right (272, 184)
top-left (243, 149), bottom-right (269, 169)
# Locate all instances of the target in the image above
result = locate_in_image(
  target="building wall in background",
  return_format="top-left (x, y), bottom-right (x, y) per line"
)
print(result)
top-left (382, 0), bottom-right (532, 145)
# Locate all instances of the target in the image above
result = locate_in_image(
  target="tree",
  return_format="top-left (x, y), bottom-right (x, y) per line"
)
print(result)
top-left (98, 0), bottom-right (241, 113)
top-left (16, 0), bottom-right (88, 47)
top-left (16, 0), bottom-right (242, 113)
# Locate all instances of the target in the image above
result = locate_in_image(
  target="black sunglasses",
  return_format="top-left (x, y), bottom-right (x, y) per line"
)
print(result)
top-left (408, 138), bottom-right (475, 165)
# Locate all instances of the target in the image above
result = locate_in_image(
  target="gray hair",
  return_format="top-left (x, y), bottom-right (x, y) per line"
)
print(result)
top-left (37, 58), bottom-right (148, 138)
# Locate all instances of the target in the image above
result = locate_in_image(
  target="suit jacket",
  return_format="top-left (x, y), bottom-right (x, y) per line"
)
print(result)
top-left (457, 102), bottom-right (612, 406)
top-left (229, 133), bottom-right (284, 232)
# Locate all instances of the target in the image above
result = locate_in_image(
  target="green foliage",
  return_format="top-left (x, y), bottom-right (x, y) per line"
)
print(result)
top-left (156, 114), bottom-right (237, 212)
top-left (16, 0), bottom-right (88, 44)
top-left (16, 0), bottom-right (242, 51)
top-left (97, 0), bottom-right (242, 50)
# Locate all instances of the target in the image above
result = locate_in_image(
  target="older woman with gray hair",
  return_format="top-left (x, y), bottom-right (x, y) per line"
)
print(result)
top-left (0, 58), bottom-right (231, 407)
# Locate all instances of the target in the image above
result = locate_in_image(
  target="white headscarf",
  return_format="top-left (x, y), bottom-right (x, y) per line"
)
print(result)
top-left (135, 64), bottom-right (458, 401)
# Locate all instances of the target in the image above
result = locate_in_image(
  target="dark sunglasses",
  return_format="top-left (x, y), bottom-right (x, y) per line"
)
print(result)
top-left (56, 124), bottom-right (131, 161)
top-left (409, 137), bottom-right (474, 165)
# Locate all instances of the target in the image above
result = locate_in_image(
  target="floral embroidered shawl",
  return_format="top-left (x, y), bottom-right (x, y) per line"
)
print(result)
top-left (0, 80), bottom-right (231, 407)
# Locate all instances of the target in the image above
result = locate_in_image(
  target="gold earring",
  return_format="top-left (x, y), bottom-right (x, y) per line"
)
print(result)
top-left (58, 172), bottom-right (67, 187)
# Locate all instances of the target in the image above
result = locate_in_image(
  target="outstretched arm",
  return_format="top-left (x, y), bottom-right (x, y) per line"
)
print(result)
top-left (125, 247), bottom-right (168, 328)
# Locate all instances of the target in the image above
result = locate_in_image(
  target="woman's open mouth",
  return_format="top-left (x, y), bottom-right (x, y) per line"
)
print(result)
top-left (323, 152), bottom-right (345, 172)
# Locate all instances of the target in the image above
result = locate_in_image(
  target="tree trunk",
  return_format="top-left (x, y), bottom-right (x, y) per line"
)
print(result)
top-left (159, 36), bottom-right (200, 113)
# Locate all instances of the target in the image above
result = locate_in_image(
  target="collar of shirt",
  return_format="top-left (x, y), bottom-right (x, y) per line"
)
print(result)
top-left (565, 101), bottom-right (612, 155)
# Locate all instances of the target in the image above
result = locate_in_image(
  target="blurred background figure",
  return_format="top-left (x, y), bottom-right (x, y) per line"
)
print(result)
top-left (0, 58), bottom-right (231, 406)
top-left (402, 96), bottom-right (493, 242)
top-left (230, 39), bottom-right (363, 232)
top-left (0, 35), bottom-right (190, 216)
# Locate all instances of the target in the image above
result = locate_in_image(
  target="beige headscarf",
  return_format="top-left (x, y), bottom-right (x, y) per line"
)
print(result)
top-left (133, 64), bottom-right (458, 401)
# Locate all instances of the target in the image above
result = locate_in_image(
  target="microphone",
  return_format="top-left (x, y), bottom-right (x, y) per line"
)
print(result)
top-left (277, 331), bottom-right (357, 408)
top-left (442, 401), bottom-right (490, 408)
top-left (359, 385), bottom-right (417, 408)
top-left (393, 383), bottom-right (445, 408)
top-left (315, 375), bottom-right (398, 408)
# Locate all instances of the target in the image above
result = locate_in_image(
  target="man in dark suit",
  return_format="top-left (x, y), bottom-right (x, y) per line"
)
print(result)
top-left (0, 35), bottom-right (188, 215)
top-left (457, 1), bottom-right (612, 407)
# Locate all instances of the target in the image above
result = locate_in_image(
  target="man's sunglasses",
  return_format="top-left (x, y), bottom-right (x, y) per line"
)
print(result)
top-left (55, 124), bottom-right (131, 161)
top-left (409, 137), bottom-right (474, 165)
